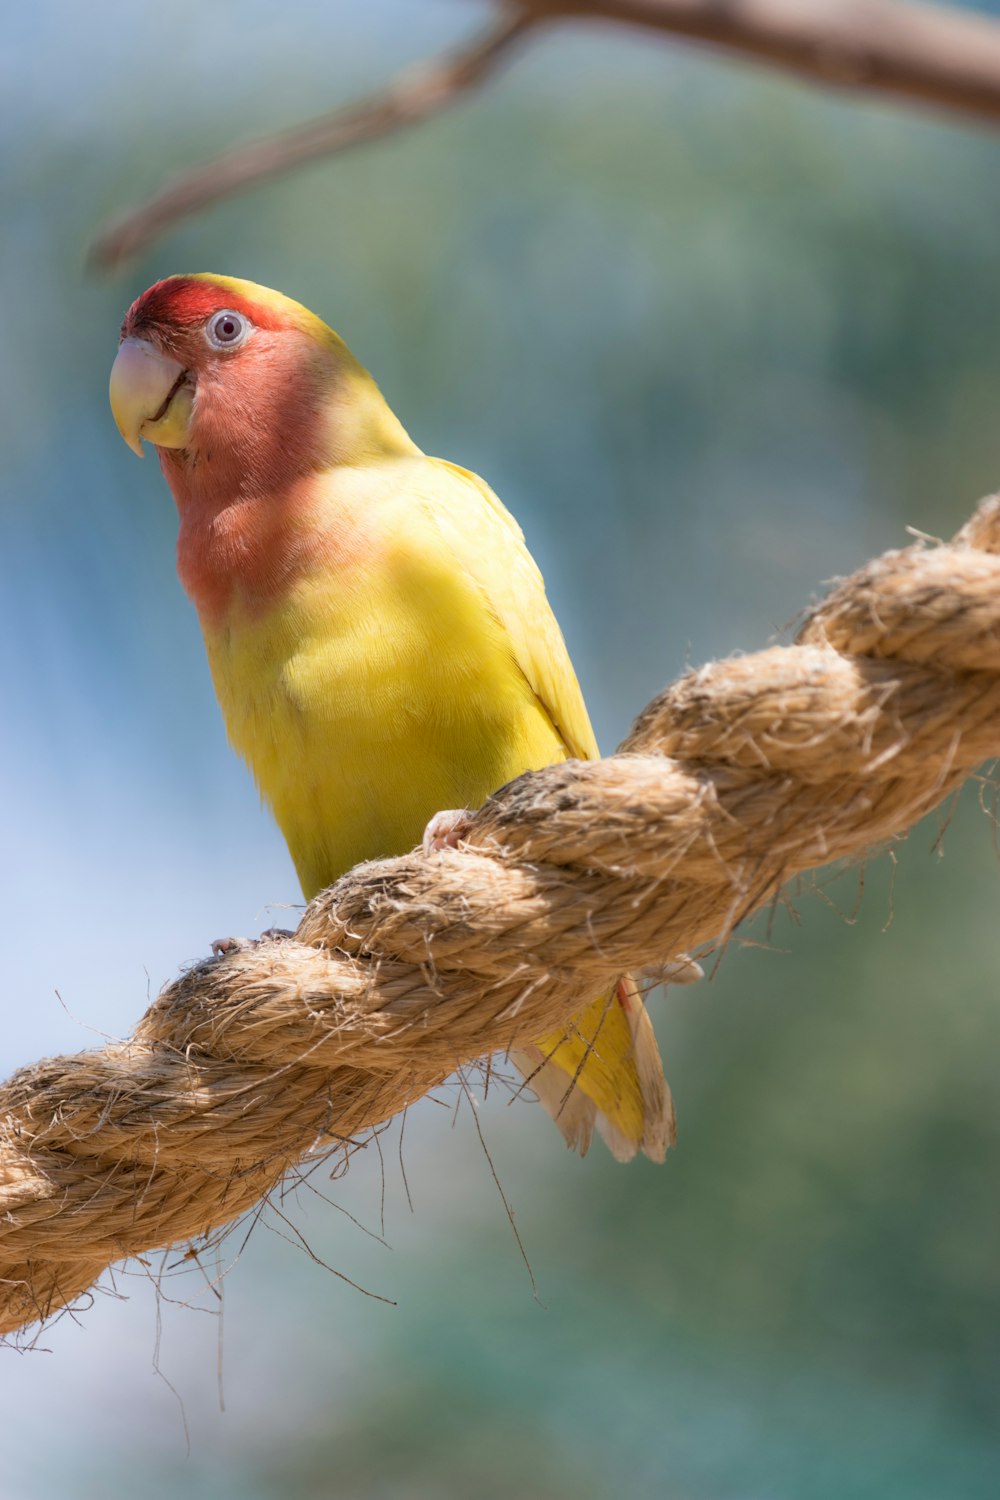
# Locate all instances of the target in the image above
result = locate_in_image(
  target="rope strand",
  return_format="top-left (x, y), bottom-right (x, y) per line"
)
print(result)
top-left (5, 496), bottom-right (1000, 1336)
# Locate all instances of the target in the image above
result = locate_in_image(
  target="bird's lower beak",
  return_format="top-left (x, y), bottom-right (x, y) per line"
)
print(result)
top-left (109, 337), bottom-right (193, 457)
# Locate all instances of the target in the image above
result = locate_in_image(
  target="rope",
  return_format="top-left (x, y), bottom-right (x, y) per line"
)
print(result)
top-left (4, 497), bottom-right (1000, 1337)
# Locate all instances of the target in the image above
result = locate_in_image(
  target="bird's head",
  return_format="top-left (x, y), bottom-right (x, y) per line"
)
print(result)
top-left (109, 274), bottom-right (412, 484)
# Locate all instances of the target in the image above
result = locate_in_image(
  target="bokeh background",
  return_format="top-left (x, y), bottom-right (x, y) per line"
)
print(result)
top-left (3, 2), bottom-right (1000, 1496)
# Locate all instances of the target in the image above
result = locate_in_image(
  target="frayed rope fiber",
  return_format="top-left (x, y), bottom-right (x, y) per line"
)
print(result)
top-left (6, 498), bottom-right (1000, 1336)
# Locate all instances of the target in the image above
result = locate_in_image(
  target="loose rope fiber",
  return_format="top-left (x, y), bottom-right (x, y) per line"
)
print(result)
top-left (5, 498), bottom-right (1000, 1337)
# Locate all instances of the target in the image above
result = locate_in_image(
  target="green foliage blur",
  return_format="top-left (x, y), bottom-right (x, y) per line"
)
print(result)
top-left (2, 3), bottom-right (1000, 1497)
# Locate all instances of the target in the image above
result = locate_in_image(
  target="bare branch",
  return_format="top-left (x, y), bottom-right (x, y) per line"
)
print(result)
top-left (90, 9), bottom-right (536, 269)
top-left (521, 0), bottom-right (1000, 121)
top-left (90, 1), bottom-right (1000, 269)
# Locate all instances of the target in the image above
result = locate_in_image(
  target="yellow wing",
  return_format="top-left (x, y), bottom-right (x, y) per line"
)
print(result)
top-left (424, 460), bottom-right (600, 763)
top-left (423, 460), bottom-right (673, 1161)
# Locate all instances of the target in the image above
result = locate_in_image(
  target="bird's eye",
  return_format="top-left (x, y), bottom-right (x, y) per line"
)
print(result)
top-left (205, 310), bottom-right (250, 350)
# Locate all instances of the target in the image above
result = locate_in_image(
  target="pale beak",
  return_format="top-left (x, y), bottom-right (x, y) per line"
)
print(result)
top-left (109, 337), bottom-right (193, 457)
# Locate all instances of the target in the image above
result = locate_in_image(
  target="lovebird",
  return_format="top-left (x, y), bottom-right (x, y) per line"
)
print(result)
top-left (109, 274), bottom-right (672, 1161)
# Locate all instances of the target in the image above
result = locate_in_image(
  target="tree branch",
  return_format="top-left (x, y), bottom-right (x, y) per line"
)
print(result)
top-left (523, 0), bottom-right (1000, 120)
top-left (90, 1), bottom-right (1000, 268)
top-left (90, 8), bottom-right (537, 269)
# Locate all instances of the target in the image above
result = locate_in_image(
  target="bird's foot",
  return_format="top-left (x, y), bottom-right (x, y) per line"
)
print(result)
top-left (422, 807), bottom-right (474, 855)
top-left (211, 935), bottom-right (250, 957)
top-left (642, 954), bottom-right (705, 986)
top-left (211, 927), bottom-right (295, 958)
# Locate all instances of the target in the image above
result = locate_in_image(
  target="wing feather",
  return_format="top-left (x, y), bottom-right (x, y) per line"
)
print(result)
top-left (417, 459), bottom-right (673, 1161)
top-left (425, 460), bottom-right (600, 763)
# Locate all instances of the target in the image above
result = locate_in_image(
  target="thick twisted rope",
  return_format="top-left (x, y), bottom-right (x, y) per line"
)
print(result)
top-left (4, 498), bottom-right (1000, 1337)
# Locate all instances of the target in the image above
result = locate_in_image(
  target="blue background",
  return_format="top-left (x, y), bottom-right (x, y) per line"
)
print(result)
top-left (2, 3), bottom-right (1000, 1495)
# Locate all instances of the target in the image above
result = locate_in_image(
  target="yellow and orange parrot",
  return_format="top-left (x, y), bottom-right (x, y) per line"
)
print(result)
top-left (109, 273), bottom-right (673, 1161)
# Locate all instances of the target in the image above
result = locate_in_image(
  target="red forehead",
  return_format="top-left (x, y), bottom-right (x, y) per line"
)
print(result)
top-left (123, 277), bottom-right (289, 336)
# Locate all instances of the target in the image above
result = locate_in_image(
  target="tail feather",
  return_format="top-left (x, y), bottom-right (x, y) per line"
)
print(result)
top-left (519, 976), bottom-right (675, 1163)
top-left (612, 974), bottom-right (675, 1162)
top-left (511, 1045), bottom-right (596, 1157)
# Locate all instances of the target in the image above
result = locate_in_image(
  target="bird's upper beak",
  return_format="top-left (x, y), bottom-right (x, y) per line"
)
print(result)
top-left (109, 337), bottom-right (193, 457)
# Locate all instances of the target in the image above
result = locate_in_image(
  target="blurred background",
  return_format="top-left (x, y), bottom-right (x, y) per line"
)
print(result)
top-left (3, 1), bottom-right (1000, 1495)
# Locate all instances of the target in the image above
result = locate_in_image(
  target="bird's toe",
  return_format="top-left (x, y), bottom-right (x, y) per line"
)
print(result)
top-left (422, 807), bottom-right (474, 855)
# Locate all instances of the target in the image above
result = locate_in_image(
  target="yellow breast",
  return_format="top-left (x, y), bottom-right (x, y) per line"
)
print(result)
top-left (203, 466), bottom-right (568, 898)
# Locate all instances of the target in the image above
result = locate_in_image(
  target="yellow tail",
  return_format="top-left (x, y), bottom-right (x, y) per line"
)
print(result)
top-left (514, 978), bottom-right (675, 1162)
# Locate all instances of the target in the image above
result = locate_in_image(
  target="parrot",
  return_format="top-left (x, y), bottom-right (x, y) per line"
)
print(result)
top-left (109, 273), bottom-right (674, 1161)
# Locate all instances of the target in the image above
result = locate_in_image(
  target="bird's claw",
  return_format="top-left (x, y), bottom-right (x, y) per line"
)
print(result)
top-left (422, 807), bottom-right (474, 855)
top-left (211, 927), bottom-right (295, 958)
top-left (211, 936), bottom-right (249, 957)
top-left (642, 955), bottom-right (705, 987)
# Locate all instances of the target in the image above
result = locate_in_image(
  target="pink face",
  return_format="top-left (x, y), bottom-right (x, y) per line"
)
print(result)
top-left (108, 276), bottom-right (382, 624)
top-left (109, 276), bottom-right (334, 486)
